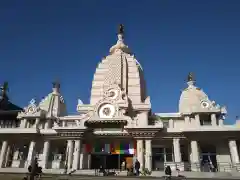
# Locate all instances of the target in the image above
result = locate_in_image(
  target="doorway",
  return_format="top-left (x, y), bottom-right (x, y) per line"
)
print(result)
top-left (90, 153), bottom-right (133, 170)
top-left (200, 153), bottom-right (217, 172)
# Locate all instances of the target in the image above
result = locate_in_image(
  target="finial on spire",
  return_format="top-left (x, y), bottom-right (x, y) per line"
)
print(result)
top-left (109, 24), bottom-right (131, 54)
top-left (0, 81), bottom-right (9, 98)
top-left (52, 80), bottom-right (60, 93)
top-left (186, 72), bottom-right (196, 87)
top-left (118, 24), bottom-right (124, 35)
top-left (187, 72), bottom-right (195, 82)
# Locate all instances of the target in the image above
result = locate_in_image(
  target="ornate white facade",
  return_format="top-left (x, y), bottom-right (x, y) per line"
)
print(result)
top-left (0, 25), bottom-right (240, 174)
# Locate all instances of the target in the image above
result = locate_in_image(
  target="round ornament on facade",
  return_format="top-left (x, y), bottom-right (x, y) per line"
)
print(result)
top-left (201, 101), bottom-right (209, 108)
top-left (28, 106), bottom-right (35, 113)
top-left (107, 89), bottom-right (119, 100)
top-left (98, 103), bottom-right (116, 118)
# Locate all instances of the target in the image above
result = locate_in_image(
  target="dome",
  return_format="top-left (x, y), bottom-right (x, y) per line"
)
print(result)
top-left (179, 73), bottom-right (225, 114)
top-left (90, 25), bottom-right (148, 106)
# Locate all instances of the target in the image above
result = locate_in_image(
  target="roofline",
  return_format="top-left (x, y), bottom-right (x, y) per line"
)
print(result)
top-left (0, 110), bottom-right (22, 115)
top-left (155, 112), bottom-right (182, 118)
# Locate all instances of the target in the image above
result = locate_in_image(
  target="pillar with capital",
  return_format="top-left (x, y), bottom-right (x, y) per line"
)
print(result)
top-left (25, 141), bottom-right (36, 168)
top-left (72, 140), bottom-right (81, 170)
top-left (145, 139), bottom-right (152, 171)
top-left (195, 114), bottom-right (200, 126)
top-left (0, 141), bottom-right (8, 167)
top-left (211, 114), bottom-right (217, 126)
top-left (190, 140), bottom-right (200, 171)
top-left (137, 139), bottom-right (144, 170)
top-left (229, 140), bottom-right (240, 164)
top-left (42, 140), bottom-right (50, 169)
top-left (67, 140), bottom-right (74, 170)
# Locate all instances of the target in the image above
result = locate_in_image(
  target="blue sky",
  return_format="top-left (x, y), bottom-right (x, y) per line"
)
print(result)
top-left (1, 0), bottom-right (240, 124)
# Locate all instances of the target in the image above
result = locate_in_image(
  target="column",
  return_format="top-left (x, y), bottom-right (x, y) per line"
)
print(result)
top-left (219, 115), bottom-right (224, 126)
top-left (4, 145), bottom-right (11, 167)
top-left (35, 118), bottom-right (40, 128)
top-left (79, 144), bottom-right (84, 169)
top-left (87, 154), bottom-right (91, 169)
top-left (20, 119), bottom-right (27, 128)
top-left (42, 140), bottom-right (50, 169)
top-left (45, 120), bottom-right (51, 129)
top-left (26, 141), bottom-right (36, 167)
top-left (173, 138), bottom-right (181, 163)
top-left (195, 114), bottom-right (200, 126)
top-left (67, 140), bottom-right (74, 169)
top-left (72, 140), bottom-right (81, 170)
top-left (211, 114), bottom-right (217, 126)
top-left (184, 116), bottom-right (190, 125)
top-left (137, 139), bottom-right (144, 170)
top-left (0, 141), bottom-right (8, 167)
top-left (190, 140), bottom-right (200, 171)
top-left (229, 140), bottom-right (240, 164)
top-left (169, 119), bottom-right (174, 128)
top-left (145, 140), bottom-right (152, 171)
top-left (62, 121), bottom-right (67, 127)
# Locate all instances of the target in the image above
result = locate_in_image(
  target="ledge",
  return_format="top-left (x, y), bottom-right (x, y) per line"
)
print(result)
top-left (0, 128), bottom-right (38, 134)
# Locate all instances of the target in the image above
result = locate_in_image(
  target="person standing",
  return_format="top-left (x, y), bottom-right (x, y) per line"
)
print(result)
top-left (121, 160), bottom-right (126, 171)
top-left (134, 159), bottom-right (140, 176)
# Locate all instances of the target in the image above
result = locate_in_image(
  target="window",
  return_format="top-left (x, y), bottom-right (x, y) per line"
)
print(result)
top-left (180, 145), bottom-right (189, 162)
top-left (166, 153), bottom-right (173, 162)
top-left (152, 148), bottom-right (164, 154)
top-left (200, 114), bottom-right (211, 126)
top-left (165, 147), bottom-right (173, 161)
top-left (152, 147), bottom-right (174, 170)
top-left (152, 147), bottom-right (173, 162)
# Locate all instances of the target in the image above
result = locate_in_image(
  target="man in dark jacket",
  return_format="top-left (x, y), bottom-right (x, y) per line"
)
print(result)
top-left (135, 159), bottom-right (140, 176)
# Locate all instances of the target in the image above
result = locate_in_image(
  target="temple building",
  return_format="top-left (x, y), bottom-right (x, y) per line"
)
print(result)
top-left (0, 82), bottom-right (22, 168)
top-left (0, 25), bottom-right (240, 174)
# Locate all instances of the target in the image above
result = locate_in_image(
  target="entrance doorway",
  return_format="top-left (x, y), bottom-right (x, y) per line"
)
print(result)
top-left (90, 153), bottom-right (133, 170)
top-left (200, 153), bottom-right (217, 172)
top-left (200, 145), bottom-right (218, 172)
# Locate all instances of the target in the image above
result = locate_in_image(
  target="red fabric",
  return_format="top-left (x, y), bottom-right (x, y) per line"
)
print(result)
top-left (134, 140), bottom-right (137, 155)
top-left (85, 144), bottom-right (92, 153)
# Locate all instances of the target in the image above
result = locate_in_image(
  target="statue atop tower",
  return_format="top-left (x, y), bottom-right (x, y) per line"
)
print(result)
top-left (118, 24), bottom-right (124, 35)
top-left (187, 72), bottom-right (195, 82)
top-left (109, 24), bottom-right (131, 54)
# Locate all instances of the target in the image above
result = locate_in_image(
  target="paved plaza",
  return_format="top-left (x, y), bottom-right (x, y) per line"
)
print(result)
top-left (1, 173), bottom-right (240, 180)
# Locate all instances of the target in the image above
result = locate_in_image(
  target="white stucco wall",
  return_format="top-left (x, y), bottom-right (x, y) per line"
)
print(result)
top-left (173, 119), bottom-right (185, 129)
